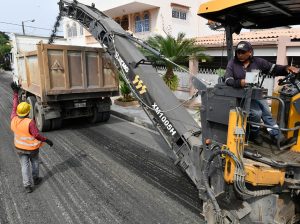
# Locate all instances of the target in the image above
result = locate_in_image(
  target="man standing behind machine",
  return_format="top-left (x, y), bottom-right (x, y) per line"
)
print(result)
top-left (225, 41), bottom-right (299, 145)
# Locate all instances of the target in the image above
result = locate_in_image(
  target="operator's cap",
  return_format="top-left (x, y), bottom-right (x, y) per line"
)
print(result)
top-left (236, 41), bottom-right (252, 52)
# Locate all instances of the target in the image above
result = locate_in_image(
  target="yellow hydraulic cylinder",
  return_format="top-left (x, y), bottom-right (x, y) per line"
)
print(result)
top-left (244, 163), bottom-right (285, 186)
top-left (287, 94), bottom-right (300, 152)
top-left (224, 110), bottom-right (246, 183)
top-left (224, 111), bottom-right (286, 186)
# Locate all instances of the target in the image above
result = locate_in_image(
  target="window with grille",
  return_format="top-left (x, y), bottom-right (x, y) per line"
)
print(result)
top-left (135, 15), bottom-right (142, 32)
top-left (144, 13), bottom-right (150, 32)
top-left (66, 24), bottom-right (72, 37)
top-left (180, 11), bottom-right (187, 20)
top-left (135, 12), bottom-right (150, 33)
top-left (172, 8), bottom-right (187, 20)
top-left (71, 22), bottom-right (77, 36)
top-left (121, 15), bottom-right (129, 30)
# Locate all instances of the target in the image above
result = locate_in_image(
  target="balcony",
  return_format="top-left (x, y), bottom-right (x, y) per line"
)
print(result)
top-left (103, 2), bottom-right (159, 18)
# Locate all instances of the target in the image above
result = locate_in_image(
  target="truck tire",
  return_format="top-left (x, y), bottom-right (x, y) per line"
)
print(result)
top-left (34, 103), bottom-right (51, 131)
top-left (88, 107), bottom-right (102, 123)
top-left (102, 111), bottom-right (110, 122)
top-left (26, 96), bottom-right (37, 119)
top-left (51, 118), bottom-right (62, 130)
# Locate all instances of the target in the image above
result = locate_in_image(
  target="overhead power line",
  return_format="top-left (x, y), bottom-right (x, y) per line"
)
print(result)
top-left (0, 21), bottom-right (62, 32)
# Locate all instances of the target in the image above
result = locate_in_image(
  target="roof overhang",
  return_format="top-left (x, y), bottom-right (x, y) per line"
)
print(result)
top-left (170, 3), bottom-right (190, 10)
top-left (198, 0), bottom-right (300, 29)
top-left (104, 2), bottom-right (159, 18)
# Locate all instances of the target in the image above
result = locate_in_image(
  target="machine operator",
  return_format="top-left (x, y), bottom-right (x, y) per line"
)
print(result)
top-left (225, 41), bottom-right (299, 145)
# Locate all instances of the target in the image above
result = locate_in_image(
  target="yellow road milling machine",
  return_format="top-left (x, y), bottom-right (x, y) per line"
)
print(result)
top-left (50, 0), bottom-right (300, 223)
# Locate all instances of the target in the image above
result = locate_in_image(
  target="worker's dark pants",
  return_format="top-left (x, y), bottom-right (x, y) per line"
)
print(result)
top-left (249, 99), bottom-right (279, 137)
top-left (17, 149), bottom-right (39, 187)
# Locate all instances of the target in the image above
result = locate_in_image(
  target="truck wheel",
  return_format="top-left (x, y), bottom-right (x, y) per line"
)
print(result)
top-left (26, 96), bottom-right (37, 119)
top-left (34, 103), bottom-right (51, 131)
top-left (102, 111), bottom-right (110, 122)
top-left (51, 118), bottom-right (62, 130)
top-left (88, 107), bottom-right (102, 123)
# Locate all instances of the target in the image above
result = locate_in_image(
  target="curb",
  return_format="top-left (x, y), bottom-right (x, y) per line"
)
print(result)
top-left (111, 110), bottom-right (156, 131)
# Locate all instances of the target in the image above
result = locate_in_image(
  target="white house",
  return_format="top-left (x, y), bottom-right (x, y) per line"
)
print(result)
top-left (63, 0), bottom-right (216, 45)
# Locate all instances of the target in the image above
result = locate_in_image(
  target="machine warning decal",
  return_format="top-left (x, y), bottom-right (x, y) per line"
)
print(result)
top-left (133, 75), bottom-right (147, 94)
top-left (50, 60), bottom-right (64, 71)
top-left (115, 51), bottom-right (129, 73)
top-left (152, 103), bottom-right (176, 136)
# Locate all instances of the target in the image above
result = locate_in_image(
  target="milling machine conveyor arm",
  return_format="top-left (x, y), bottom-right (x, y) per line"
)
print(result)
top-left (56, 0), bottom-right (204, 184)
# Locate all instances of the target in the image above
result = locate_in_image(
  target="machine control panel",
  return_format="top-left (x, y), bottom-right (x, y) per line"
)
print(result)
top-left (279, 84), bottom-right (299, 97)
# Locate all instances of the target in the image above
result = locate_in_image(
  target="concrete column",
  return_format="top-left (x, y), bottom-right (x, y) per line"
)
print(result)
top-left (189, 55), bottom-right (198, 96)
top-left (274, 36), bottom-right (290, 89)
top-left (128, 14), bottom-right (132, 31)
top-left (276, 36), bottom-right (289, 65)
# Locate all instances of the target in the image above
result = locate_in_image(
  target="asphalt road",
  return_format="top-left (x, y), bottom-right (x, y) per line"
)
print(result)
top-left (0, 71), bottom-right (203, 224)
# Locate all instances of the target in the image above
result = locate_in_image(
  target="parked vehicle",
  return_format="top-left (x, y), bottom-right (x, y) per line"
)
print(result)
top-left (11, 34), bottom-right (119, 131)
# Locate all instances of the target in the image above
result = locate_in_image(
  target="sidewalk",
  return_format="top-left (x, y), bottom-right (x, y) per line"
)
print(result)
top-left (110, 94), bottom-right (201, 130)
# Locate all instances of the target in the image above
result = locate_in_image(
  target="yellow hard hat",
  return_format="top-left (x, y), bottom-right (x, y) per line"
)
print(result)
top-left (17, 102), bottom-right (31, 117)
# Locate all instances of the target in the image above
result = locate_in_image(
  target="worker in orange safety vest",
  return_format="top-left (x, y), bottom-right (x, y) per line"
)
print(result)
top-left (10, 82), bottom-right (53, 193)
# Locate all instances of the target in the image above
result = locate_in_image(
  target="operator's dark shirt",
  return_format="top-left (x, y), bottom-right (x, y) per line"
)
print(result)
top-left (225, 57), bottom-right (288, 88)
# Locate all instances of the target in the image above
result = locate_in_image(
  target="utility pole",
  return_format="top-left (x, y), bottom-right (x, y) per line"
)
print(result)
top-left (22, 21), bottom-right (25, 35)
top-left (22, 19), bottom-right (35, 35)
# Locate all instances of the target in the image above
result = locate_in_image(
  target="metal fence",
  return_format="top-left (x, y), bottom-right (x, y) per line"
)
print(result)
top-left (156, 66), bottom-right (220, 74)
top-left (157, 67), bottom-right (220, 90)
top-left (157, 67), bottom-right (274, 95)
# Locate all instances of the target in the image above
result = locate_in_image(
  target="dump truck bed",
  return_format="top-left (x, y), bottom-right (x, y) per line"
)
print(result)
top-left (16, 43), bottom-right (118, 102)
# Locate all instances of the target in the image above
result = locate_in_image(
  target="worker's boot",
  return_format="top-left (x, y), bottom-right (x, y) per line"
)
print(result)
top-left (25, 186), bottom-right (33, 193)
top-left (249, 132), bottom-right (263, 145)
top-left (33, 177), bottom-right (42, 185)
top-left (271, 134), bottom-right (286, 145)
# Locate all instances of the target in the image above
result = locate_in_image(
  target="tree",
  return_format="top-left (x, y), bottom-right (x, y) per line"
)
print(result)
top-left (143, 32), bottom-right (208, 90)
top-left (0, 32), bottom-right (12, 70)
top-left (117, 73), bottom-right (136, 102)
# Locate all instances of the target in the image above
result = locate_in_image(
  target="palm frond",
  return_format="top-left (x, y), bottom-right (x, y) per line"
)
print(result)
top-left (141, 32), bottom-right (210, 83)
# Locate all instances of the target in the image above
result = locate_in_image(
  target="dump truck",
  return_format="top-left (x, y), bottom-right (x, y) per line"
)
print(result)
top-left (51, 1), bottom-right (300, 223)
top-left (11, 34), bottom-right (119, 131)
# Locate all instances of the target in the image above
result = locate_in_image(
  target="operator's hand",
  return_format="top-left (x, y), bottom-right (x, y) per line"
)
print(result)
top-left (45, 139), bottom-right (54, 147)
top-left (10, 82), bottom-right (20, 92)
top-left (286, 66), bottom-right (300, 74)
top-left (240, 79), bottom-right (246, 87)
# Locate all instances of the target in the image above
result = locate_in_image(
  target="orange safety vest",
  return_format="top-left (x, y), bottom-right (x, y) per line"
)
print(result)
top-left (11, 117), bottom-right (43, 151)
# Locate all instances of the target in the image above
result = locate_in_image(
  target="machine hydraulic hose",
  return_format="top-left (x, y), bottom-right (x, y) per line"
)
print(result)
top-left (204, 144), bottom-right (276, 214)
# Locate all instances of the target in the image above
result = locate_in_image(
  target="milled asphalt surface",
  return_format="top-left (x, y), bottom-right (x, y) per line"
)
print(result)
top-left (0, 71), bottom-right (204, 224)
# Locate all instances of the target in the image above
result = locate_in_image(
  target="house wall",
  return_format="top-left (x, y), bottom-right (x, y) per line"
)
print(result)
top-left (63, 18), bottom-right (89, 46)
top-left (127, 0), bottom-right (214, 38)
top-left (204, 47), bottom-right (278, 57)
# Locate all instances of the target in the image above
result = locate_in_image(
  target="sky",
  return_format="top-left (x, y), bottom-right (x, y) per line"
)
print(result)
top-left (0, 0), bottom-right (128, 37)
top-left (2, 0), bottom-right (299, 37)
